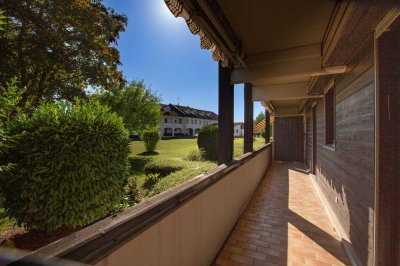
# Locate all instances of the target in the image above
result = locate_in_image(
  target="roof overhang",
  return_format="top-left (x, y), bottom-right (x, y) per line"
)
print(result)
top-left (164, 1), bottom-right (388, 116)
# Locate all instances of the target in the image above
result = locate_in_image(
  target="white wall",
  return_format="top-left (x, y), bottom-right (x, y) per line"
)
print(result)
top-left (160, 115), bottom-right (217, 137)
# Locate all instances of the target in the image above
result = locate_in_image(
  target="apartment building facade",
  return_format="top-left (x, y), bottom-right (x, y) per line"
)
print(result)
top-left (160, 104), bottom-right (218, 137)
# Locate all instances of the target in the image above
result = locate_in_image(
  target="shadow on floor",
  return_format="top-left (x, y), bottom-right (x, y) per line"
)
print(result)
top-left (215, 161), bottom-right (349, 265)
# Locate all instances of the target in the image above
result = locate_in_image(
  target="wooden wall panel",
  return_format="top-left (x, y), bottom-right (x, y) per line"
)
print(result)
top-left (305, 113), bottom-right (313, 171)
top-left (376, 16), bottom-right (400, 266)
top-left (273, 116), bottom-right (304, 162)
top-left (312, 55), bottom-right (375, 265)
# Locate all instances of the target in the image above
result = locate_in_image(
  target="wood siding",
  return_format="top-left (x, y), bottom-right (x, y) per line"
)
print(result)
top-left (311, 53), bottom-right (375, 265)
top-left (305, 113), bottom-right (313, 171)
top-left (273, 116), bottom-right (304, 162)
top-left (376, 16), bottom-right (400, 266)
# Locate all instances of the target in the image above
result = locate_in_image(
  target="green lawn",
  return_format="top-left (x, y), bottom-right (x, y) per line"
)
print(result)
top-left (128, 137), bottom-right (265, 200)
top-left (0, 137), bottom-right (266, 234)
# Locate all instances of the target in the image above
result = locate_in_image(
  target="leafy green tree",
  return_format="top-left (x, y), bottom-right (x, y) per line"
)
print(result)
top-left (0, 0), bottom-right (127, 107)
top-left (0, 10), bottom-right (5, 31)
top-left (92, 81), bottom-right (162, 133)
top-left (0, 79), bottom-right (32, 172)
top-left (254, 111), bottom-right (265, 125)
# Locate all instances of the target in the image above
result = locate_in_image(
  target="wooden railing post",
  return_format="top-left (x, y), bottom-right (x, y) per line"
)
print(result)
top-left (265, 110), bottom-right (270, 143)
top-left (244, 83), bottom-right (253, 153)
top-left (218, 62), bottom-right (234, 165)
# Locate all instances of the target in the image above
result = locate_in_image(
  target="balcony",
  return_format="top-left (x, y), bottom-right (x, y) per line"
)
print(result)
top-left (5, 144), bottom-right (352, 266)
top-left (2, 1), bottom-right (399, 265)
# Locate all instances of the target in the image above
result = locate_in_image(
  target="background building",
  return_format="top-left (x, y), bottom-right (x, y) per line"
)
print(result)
top-left (160, 104), bottom-right (218, 137)
top-left (233, 122), bottom-right (244, 137)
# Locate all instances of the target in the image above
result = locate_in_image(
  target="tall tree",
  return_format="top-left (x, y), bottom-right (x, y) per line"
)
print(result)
top-left (0, 0), bottom-right (127, 107)
top-left (254, 111), bottom-right (265, 125)
top-left (91, 81), bottom-right (162, 133)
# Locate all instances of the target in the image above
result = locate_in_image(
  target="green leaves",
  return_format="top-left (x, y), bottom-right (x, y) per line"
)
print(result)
top-left (0, 0), bottom-right (127, 105)
top-left (0, 10), bottom-right (5, 31)
top-left (197, 125), bottom-right (218, 161)
top-left (142, 130), bottom-right (160, 152)
top-left (0, 100), bottom-right (130, 231)
top-left (91, 81), bottom-right (162, 133)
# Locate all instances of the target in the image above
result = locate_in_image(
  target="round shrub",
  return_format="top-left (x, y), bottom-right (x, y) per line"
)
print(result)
top-left (197, 125), bottom-right (218, 161)
top-left (141, 130), bottom-right (160, 152)
top-left (144, 159), bottom-right (184, 177)
top-left (0, 101), bottom-right (130, 231)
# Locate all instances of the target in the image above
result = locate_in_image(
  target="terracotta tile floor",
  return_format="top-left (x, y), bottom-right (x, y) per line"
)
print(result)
top-left (215, 161), bottom-right (350, 266)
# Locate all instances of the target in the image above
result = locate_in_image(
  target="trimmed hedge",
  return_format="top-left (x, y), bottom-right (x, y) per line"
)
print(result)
top-left (149, 162), bottom-right (216, 196)
top-left (144, 159), bottom-right (184, 177)
top-left (141, 130), bottom-right (160, 152)
top-left (0, 101), bottom-right (130, 231)
top-left (197, 125), bottom-right (218, 161)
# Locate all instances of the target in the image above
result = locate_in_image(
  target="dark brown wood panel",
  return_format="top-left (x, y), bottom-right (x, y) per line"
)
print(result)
top-left (244, 83), bottom-right (253, 153)
top-left (273, 116), bottom-right (304, 162)
top-left (305, 113), bottom-right (312, 171)
top-left (376, 15), bottom-right (400, 266)
top-left (218, 62), bottom-right (234, 165)
top-left (314, 64), bottom-right (375, 265)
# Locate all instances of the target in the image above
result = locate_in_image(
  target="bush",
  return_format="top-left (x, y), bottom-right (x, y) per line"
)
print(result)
top-left (185, 149), bottom-right (205, 161)
top-left (142, 130), bottom-right (160, 152)
top-left (125, 177), bottom-right (139, 205)
top-left (197, 125), bottom-right (218, 161)
top-left (0, 100), bottom-right (130, 231)
top-left (143, 173), bottom-right (161, 189)
top-left (144, 159), bottom-right (184, 177)
top-left (149, 162), bottom-right (216, 196)
top-left (261, 128), bottom-right (266, 139)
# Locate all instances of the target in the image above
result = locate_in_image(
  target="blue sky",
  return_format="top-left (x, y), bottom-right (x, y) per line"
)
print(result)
top-left (104, 0), bottom-right (265, 122)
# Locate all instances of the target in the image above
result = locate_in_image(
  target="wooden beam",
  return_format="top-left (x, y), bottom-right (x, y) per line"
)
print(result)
top-left (253, 82), bottom-right (308, 101)
top-left (218, 62), bottom-right (234, 165)
top-left (246, 44), bottom-right (321, 67)
top-left (244, 83), bottom-right (253, 153)
top-left (232, 56), bottom-right (321, 86)
top-left (265, 110), bottom-right (270, 143)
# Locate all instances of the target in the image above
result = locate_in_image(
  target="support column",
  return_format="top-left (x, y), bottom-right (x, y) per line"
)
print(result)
top-left (265, 109), bottom-right (271, 143)
top-left (244, 83), bottom-right (253, 153)
top-left (218, 62), bottom-right (234, 165)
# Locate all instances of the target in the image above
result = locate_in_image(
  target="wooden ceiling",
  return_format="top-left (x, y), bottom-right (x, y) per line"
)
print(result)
top-left (218, 0), bottom-right (336, 56)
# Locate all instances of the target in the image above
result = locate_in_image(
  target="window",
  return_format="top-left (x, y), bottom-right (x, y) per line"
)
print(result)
top-left (164, 119), bottom-right (168, 123)
top-left (325, 86), bottom-right (335, 145)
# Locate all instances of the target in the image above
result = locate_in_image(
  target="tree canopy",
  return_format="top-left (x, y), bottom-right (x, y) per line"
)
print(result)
top-left (92, 81), bottom-right (162, 133)
top-left (254, 111), bottom-right (265, 125)
top-left (0, 0), bottom-right (127, 107)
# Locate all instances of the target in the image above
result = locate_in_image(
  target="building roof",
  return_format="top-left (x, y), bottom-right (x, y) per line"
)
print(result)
top-left (161, 104), bottom-right (218, 120)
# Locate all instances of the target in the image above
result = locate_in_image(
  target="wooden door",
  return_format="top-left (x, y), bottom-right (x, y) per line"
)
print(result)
top-left (274, 116), bottom-right (304, 162)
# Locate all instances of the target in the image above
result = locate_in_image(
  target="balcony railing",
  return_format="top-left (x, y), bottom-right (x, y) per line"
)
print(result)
top-left (7, 143), bottom-right (272, 265)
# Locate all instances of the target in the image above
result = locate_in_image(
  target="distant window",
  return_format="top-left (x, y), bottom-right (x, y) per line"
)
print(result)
top-left (325, 86), bottom-right (335, 145)
top-left (164, 119), bottom-right (167, 123)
